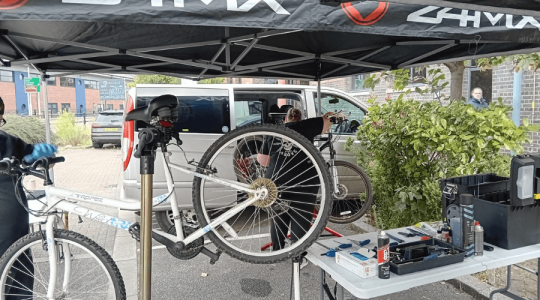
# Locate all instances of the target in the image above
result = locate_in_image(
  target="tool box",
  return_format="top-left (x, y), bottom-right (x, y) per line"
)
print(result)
top-left (440, 154), bottom-right (540, 250)
top-left (388, 239), bottom-right (466, 275)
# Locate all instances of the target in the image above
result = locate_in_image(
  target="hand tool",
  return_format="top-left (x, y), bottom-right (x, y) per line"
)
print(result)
top-left (316, 241), bottom-right (341, 257)
top-left (483, 243), bottom-right (494, 251)
top-left (386, 233), bottom-right (405, 243)
top-left (333, 240), bottom-right (353, 249)
top-left (350, 252), bottom-right (369, 261)
top-left (398, 232), bottom-right (415, 238)
top-left (407, 228), bottom-right (429, 237)
top-left (347, 238), bottom-right (370, 247)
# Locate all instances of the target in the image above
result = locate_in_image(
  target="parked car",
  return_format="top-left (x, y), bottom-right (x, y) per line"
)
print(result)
top-left (120, 84), bottom-right (368, 229)
top-left (91, 110), bottom-right (123, 148)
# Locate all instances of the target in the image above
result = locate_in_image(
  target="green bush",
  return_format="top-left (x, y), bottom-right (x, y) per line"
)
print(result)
top-left (346, 97), bottom-right (538, 229)
top-left (55, 111), bottom-right (91, 146)
top-left (1, 113), bottom-right (47, 144)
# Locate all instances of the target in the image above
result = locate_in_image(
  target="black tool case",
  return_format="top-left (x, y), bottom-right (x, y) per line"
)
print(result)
top-left (474, 191), bottom-right (540, 249)
top-left (440, 174), bottom-right (509, 220)
top-left (389, 239), bottom-right (466, 275)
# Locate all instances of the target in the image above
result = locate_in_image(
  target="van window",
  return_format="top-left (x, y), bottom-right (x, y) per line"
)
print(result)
top-left (235, 100), bottom-right (262, 127)
top-left (136, 95), bottom-right (230, 134)
top-left (313, 93), bottom-right (365, 134)
top-left (233, 92), bottom-right (304, 126)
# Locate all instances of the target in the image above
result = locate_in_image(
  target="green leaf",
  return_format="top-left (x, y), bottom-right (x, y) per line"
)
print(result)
top-left (523, 118), bottom-right (530, 126)
top-left (440, 119), bottom-right (447, 129)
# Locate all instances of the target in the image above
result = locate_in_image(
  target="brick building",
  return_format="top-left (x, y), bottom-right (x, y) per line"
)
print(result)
top-left (311, 61), bottom-right (539, 153)
top-left (0, 66), bottom-right (130, 116)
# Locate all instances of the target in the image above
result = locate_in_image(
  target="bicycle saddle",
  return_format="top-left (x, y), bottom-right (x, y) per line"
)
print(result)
top-left (125, 94), bottom-right (178, 122)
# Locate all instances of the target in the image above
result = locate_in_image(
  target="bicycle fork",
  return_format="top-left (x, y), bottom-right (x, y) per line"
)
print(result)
top-left (44, 214), bottom-right (72, 300)
top-left (329, 159), bottom-right (340, 195)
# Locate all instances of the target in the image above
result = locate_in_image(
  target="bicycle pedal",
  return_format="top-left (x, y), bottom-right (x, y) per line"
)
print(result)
top-left (128, 222), bottom-right (141, 242)
top-left (200, 247), bottom-right (221, 265)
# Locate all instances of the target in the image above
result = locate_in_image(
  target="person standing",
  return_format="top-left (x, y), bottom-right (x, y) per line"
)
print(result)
top-left (257, 108), bottom-right (333, 250)
top-left (0, 97), bottom-right (57, 299)
top-left (467, 87), bottom-right (489, 109)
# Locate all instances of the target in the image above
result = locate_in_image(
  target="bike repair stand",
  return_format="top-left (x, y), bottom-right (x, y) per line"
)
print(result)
top-left (137, 128), bottom-right (159, 300)
top-left (292, 252), bottom-right (307, 300)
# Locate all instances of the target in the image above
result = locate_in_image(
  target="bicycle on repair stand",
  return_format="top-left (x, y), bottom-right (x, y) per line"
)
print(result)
top-left (0, 95), bottom-right (335, 299)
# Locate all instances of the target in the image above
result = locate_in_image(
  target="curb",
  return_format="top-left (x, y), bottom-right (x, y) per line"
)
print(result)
top-left (350, 216), bottom-right (378, 233)
top-left (447, 275), bottom-right (507, 300)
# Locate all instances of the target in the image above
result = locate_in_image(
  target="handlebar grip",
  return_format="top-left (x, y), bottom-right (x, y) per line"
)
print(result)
top-left (51, 157), bottom-right (65, 164)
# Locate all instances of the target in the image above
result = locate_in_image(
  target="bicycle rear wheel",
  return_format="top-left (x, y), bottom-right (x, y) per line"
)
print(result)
top-left (0, 229), bottom-right (125, 300)
top-left (192, 124), bottom-right (332, 264)
top-left (329, 160), bottom-right (373, 224)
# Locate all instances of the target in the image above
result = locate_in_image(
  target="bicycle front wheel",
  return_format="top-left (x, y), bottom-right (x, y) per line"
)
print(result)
top-left (192, 124), bottom-right (332, 264)
top-left (0, 229), bottom-right (125, 300)
top-left (329, 160), bottom-right (373, 224)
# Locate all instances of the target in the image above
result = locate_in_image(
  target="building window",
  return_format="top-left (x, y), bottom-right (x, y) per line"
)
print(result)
top-left (85, 80), bottom-right (98, 89)
top-left (409, 67), bottom-right (427, 85)
top-left (48, 103), bottom-right (58, 115)
top-left (0, 71), bottom-right (13, 82)
top-left (351, 74), bottom-right (369, 91)
top-left (264, 79), bottom-right (279, 84)
top-left (59, 77), bottom-right (75, 87)
top-left (46, 77), bottom-right (56, 86)
top-left (119, 104), bottom-right (124, 110)
top-left (61, 103), bottom-right (71, 112)
top-left (106, 104), bottom-right (114, 110)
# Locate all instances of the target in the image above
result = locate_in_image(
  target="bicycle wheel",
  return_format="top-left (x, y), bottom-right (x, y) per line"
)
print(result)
top-left (329, 160), bottom-right (373, 224)
top-left (192, 124), bottom-right (332, 264)
top-left (0, 229), bottom-right (126, 300)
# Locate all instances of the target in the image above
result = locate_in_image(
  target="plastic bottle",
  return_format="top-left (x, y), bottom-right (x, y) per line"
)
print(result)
top-left (442, 223), bottom-right (450, 243)
top-left (474, 221), bottom-right (484, 256)
top-left (377, 231), bottom-right (390, 279)
top-left (460, 194), bottom-right (475, 257)
top-left (436, 229), bottom-right (442, 241)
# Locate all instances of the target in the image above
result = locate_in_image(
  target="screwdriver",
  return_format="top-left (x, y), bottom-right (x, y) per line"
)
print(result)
top-left (334, 240), bottom-right (353, 249)
top-left (386, 233), bottom-right (404, 243)
top-left (347, 238), bottom-right (371, 247)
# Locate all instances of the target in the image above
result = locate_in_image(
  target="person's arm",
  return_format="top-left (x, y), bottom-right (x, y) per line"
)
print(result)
top-left (13, 136), bottom-right (34, 161)
top-left (257, 154), bottom-right (270, 167)
top-left (321, 112), bottom-right (334, 135)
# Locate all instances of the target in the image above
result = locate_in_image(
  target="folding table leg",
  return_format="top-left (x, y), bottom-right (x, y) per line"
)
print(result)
top-left (489, 265), bottom-right (527, 300)
top-left (320, 269), bottom-right (325, 300)
top-left (337, 285), bottom-right (344, 300)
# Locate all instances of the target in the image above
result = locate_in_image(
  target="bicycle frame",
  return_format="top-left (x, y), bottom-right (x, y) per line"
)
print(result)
top-left (37, 150), bottom-right (264, 299)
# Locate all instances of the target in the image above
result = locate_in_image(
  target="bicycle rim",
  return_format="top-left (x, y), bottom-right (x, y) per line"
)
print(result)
top-left (329, 161), bottom-right (372, 223)
top-left (193, 125), bottom-right (331, 262)
top-left (0, 232), bottom-right (122, 300)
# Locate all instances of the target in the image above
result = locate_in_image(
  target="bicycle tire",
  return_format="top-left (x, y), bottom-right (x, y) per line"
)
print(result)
top-left (192, 124), bottom-right (332, 264)
top-left (0, 229), bottom-right (126, 300)
top-left (155, 211), bottom-right (174, 232)
top-left (328, 160), bottom-right (373, 224)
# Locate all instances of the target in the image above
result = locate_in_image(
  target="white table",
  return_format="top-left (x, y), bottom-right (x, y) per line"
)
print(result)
top-left (305, 227), bottom-right (540, 300)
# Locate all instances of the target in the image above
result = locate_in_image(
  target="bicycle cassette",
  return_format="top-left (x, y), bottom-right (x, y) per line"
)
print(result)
top-left (166, 225), bottom-right (204, 260)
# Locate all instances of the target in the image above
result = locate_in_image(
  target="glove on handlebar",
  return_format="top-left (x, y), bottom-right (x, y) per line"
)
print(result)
top-left (24, 144), bottom-right (57, 163)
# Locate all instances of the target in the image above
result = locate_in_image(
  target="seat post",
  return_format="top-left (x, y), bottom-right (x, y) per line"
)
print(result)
top-left (140, 153), bottom-right (155, 300)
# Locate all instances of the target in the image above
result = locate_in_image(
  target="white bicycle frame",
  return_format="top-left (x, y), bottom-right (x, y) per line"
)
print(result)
top-left (37, 151), bottom-right (264, 299)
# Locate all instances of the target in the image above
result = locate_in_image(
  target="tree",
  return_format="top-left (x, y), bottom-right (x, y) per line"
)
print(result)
top-left (444, 61), bottom-right (465, 101)
top-left (127, 75), bottom-right (180, 88)
top-left (477, 53), bottom-right (540, 71)
top-left (198, 77), bottom-right (225, 84)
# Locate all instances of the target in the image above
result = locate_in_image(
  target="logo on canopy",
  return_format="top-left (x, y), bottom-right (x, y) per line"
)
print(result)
top-left (341, 2), bottom-right (389, 26)
top-left (0, 0), bottom-right (28, 9)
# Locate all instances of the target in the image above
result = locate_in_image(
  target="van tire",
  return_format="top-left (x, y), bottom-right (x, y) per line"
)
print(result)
top-left (93, 142), bottom-right (103, 149)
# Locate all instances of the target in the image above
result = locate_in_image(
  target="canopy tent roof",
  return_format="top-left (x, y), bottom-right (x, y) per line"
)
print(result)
top-left (333, 1), bottom-right (540, 18)
top-left (1, 0), bottom-right (540, 80)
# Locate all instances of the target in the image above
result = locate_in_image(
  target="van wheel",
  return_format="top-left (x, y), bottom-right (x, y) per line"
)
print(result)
top-left (92, 142), bottom-right (103, 149)
top-left (155, 211), bottom-right (174, 232)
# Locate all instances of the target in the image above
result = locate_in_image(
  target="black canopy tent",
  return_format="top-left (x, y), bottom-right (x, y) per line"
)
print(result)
top-left (323, 0), bottom-right (540, 18)
top-left (1, 1), bottom-right (540, 81)
top-left (2, 1), bottom-right (540, 298)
